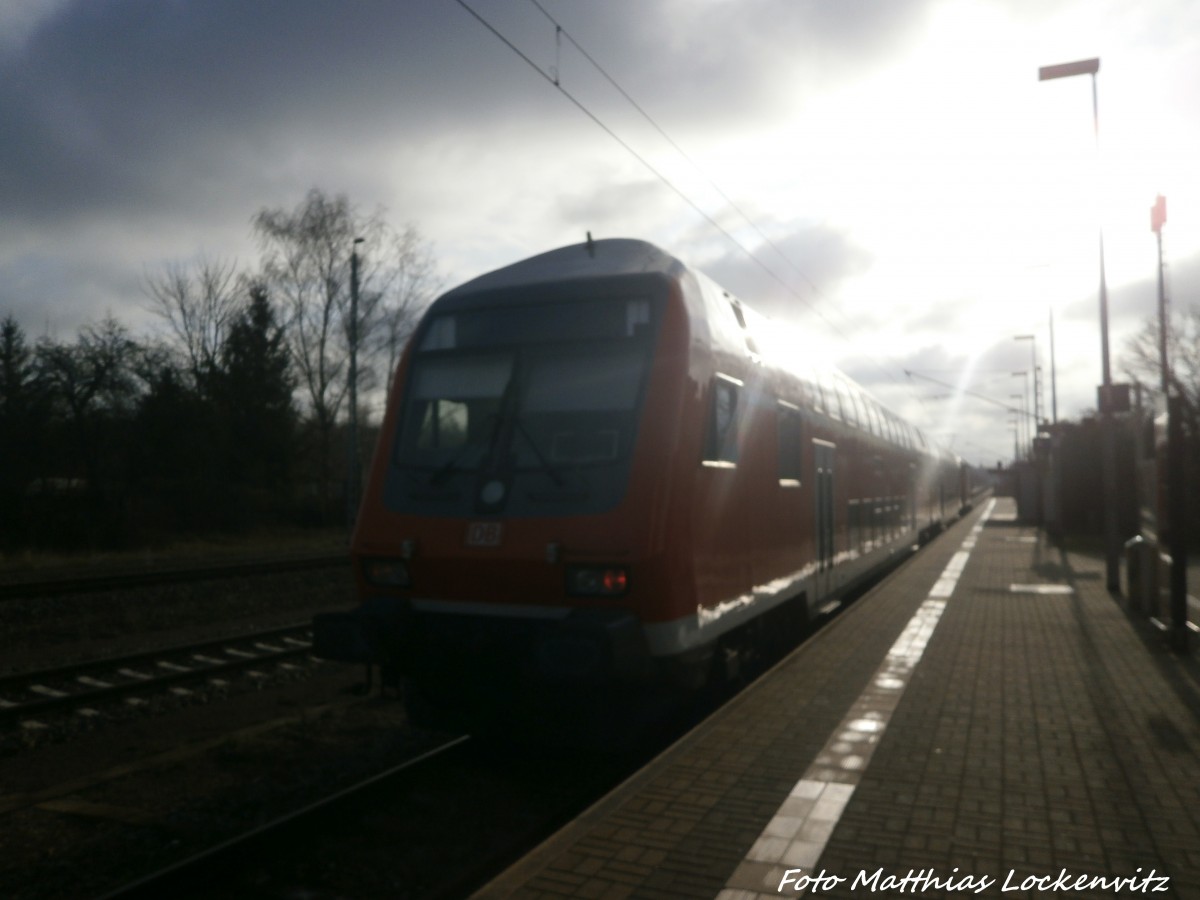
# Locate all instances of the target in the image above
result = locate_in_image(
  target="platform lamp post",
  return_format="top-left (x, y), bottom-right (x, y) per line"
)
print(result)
top-left (1012, 372), bottom-right (1030, 453)
top-left (1152, 195), bottom-right (1190, 651)
top-left (1038, 56), bottom-right (1120, 591)
top-left (1011, 394), bottom-right (1026, 458)
top-left (1015, 334), bottom-right (1040, 428)
top-left (346, 236), bottom-right (365, 533)
top-left (1049, 308), bottom-right (1058, 424)
top-left (1152, 195), bottom-right (1169, 395)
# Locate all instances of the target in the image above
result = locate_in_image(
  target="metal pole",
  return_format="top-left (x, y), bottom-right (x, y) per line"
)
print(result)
top-left (1016, 334), bottom-right (1040, 429)
top-left (1156, 226), bottom-right (1168, 395)
top-left (1024, 372), bottom-right (1032, 451)
top-left (1167, 393), bottom-right (1189, 651)
top-left (1049, 307), bottom-right (1058, 424)
top-left (1039, 58), bottom-right (1119, 589)
top-left (1012, 372), bottom-right (1030, 453)
top-left (1024, 380), bottom-right (1031, 454)
top-left (1092, 73), bottom-right (1111, 388)
top-left (1152, 196), bottom-right (1188, 651)
top-left (347, 236), bottom-right (364, 532)
top-left (1031, 341), bottom-right (1040, 428)
top-left (1012, 393), bottom-right (1025, 458)
top-left (1091, 71), bottom-right (1121, 591)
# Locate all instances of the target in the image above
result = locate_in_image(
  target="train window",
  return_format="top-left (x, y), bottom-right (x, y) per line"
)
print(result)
top-left (398, 353), bottom-right (512, 466)
top-left (419, 296), bottom-right (659, 351)
top-left (830, 381), bottom-right (849, 422)
top-left (420, 316), bottom-right (456, 351)
top-left (840, 382), bottom-right (860, 428)
top-left (416, 399), bottom-right (469, 450)
top-left (863, 401), bottom-right (879, 437)
top-left (625, 299), bottom-right (652, 337)
top-left (777, 402), bottom-right (802, 483)
top-left (524, 347), bottom-right (643, 412)
top-left (704, 375), bottom-right (742, 465)
top-left (834, 381), bottom-right (854, 425)
top-left (886, 414), bottom-right (899, 445)
top-left (808, 378), bottom-right (827, 416)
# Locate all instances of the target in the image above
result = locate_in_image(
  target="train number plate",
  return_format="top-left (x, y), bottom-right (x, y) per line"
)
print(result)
top-left (465, 522), bottom-right (503, 547)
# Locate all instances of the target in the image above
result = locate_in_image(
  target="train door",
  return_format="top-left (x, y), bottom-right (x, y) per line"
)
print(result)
top-left (814, 440), bottom-right (836, 575)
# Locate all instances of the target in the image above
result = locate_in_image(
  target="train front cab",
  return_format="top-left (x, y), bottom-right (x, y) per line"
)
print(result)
top-left (324, 266), bottom-right (698, 725)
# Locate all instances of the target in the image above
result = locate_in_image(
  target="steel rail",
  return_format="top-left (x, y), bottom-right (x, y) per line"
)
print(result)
top-left (95, 734), bottom-right (473, 900)
top-left (0, 623), bottom-right (315, 724)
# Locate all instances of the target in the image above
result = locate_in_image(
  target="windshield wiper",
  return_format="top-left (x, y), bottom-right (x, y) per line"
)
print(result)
top-left (421, 411), bottom-right (502, 486)
top-left (512, 417), bottom-right (567, 487)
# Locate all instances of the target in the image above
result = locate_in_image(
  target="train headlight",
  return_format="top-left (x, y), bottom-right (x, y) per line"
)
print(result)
top-left (566, 566), bottom-right (629, 597)
top-left (362, 558), bottom-right (411, 588)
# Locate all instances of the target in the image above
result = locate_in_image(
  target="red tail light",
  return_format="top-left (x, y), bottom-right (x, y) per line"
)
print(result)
top-left (566, 566), bottom-right (630, 597)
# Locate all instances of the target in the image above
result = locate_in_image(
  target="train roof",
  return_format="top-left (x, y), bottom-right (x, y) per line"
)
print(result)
top-left (439, 238), bottom-right (683, 299)
top-left (429, 237), bottom-right (946, 459)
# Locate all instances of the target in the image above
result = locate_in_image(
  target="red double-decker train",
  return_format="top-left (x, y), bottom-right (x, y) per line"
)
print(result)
top-left (315, 237), bottom-right (972, 728)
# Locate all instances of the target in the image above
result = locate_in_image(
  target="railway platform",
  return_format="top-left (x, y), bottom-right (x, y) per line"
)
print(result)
top-left (475, 496), bottom-right (1200, 899)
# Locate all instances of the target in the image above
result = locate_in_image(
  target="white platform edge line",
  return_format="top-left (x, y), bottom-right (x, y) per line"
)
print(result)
top-left (721, 498), bottom-right (996, 897)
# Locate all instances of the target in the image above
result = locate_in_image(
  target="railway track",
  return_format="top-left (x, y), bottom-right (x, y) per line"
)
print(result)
top-left (93, 732), bottom-right (649, 900)
top-left (96, 734), bottom-right (475, 899)
top-left (0, 623), bottom-right (317, 727)
top-left (5, 539), bottom-right (947, 898)
top-left (0, 553), bottom-right (349, 601)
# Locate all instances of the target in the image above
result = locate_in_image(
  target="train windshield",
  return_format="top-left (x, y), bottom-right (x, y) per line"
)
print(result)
top-left (389, 294), bottom-right (660, 516)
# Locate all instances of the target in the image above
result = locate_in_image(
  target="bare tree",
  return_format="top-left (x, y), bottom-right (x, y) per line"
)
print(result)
top-left (37, 316), bottom-right (139, 487)
top-left (252, 188), bottom-right (438, 510)
top-left (143, 256), bottom-right (241, 392)
top-left (380, 223), bottom-right (441, 400)
top-left (1122, 301), bottom-right (1200, 414)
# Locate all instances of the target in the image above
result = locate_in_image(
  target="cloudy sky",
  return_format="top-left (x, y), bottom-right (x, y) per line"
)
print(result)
top-left (3, 0), bottom-right (1198, 466)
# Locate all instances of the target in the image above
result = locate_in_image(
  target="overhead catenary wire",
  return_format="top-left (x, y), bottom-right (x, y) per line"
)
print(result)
top-left (905, 369), bottom-right (1032, 420)
top-left (459, 3), bottom-right (1043, 463)
top-left (454, 0), bottom-right (917, 394)
top-left (526, 0), bottom-right (823, 300)
top-left (523, 0), bottom-right (923, 396)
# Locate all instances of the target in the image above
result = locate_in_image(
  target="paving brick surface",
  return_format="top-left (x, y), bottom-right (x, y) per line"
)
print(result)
top-left (474, 498), bottom-right (1200, 899)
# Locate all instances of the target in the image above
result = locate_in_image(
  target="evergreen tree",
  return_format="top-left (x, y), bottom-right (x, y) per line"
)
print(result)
top-left (132, 356), bottom-right (219, 532)
top-left (216, 281), bottom-right (296, 498)
top-left (0, 315), bottom-right (47, 545)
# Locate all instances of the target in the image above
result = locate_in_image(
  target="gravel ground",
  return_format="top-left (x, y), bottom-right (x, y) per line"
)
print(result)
top-left (0, 661), bottom-right (450, 900)
top-left (0, 566), bottom-right (355, 675)
top-left (0, 552), bottom-right (456, 899)
top-left (0, 550), bottom-right (666, 899)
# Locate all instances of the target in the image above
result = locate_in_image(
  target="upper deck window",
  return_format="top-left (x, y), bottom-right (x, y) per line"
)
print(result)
top-left (418, 296), bottom-right (656, 352)
top-left (837, 381), bottom-right (860, 429)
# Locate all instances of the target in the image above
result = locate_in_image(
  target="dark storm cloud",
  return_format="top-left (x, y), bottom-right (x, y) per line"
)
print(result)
top-left (0, 2), bottom-right (474, 224)
top-left (0, 0), bottom-right (932, 227)
top-left (0, 0), bottom-right (940, 337)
